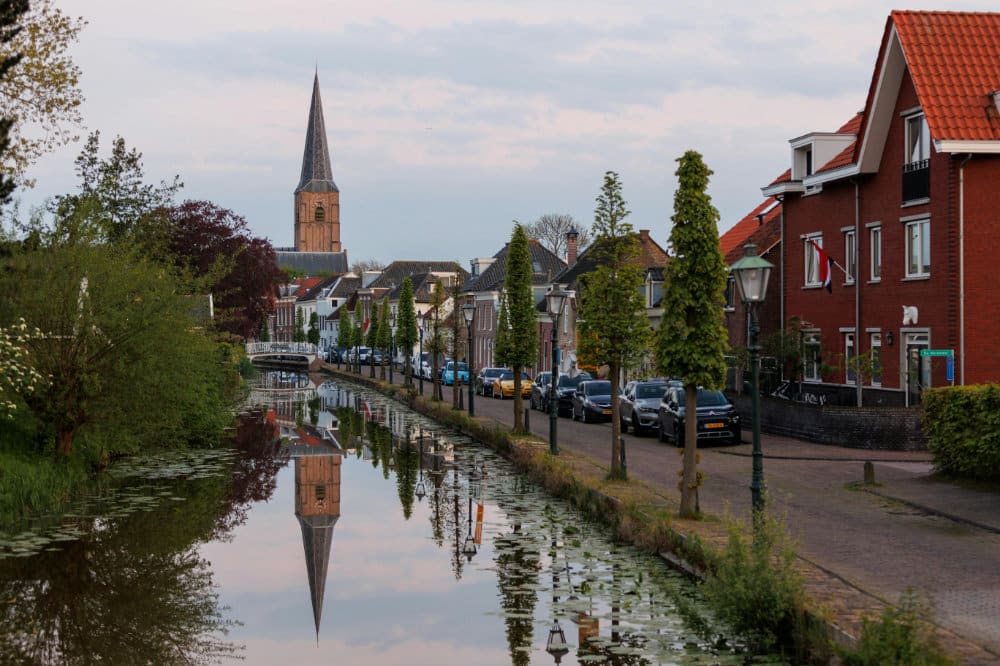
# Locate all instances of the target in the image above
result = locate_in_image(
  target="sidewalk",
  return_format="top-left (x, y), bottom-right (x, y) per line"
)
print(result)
top-left (337, 366), bottom-right (1000, 662)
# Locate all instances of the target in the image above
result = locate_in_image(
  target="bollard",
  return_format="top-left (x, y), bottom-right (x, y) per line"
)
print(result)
top-left (864, 460), bottom-right (875, 485)
top-left (524, 407), bottom-right (530, 430)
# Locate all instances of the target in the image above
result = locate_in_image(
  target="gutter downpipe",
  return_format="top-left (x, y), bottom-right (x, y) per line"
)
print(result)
top-left (776, 194), bottom-right (785, 380)
top-left (850, 178), bottom-right (862, 407)
top-left (959, 153), bottom-right (972, 385)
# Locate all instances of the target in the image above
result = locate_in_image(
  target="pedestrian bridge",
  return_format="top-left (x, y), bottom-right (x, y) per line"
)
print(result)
top-left (246, 342), bottom-right (322, 368)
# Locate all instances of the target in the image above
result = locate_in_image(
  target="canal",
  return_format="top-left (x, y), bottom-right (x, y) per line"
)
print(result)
top-left (0, 371), bottom-right (759, 664)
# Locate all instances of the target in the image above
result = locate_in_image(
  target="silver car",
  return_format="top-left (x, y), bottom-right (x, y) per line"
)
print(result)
top-left (619, 380), bottom-right (669, 435)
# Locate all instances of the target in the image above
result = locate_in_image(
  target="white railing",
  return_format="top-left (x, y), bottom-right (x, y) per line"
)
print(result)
top-left (246, 341), bottom-right (319, 356)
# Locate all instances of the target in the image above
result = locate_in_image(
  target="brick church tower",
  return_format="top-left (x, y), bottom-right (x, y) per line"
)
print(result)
top-left (294, 72), bottom-right (341, 252)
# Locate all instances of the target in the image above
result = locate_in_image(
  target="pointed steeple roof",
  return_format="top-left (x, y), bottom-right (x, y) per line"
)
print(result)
top-left (296, 72), bottom-right (339, 194)
top-left (298, 512), bottom-right (338, 637)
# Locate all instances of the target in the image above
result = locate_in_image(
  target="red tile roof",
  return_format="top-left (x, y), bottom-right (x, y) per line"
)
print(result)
top-left (720, 198), bottom-right (781, 259)
top-left (893, 10), bottom-right (1000, 141)
top-left (766, 168), bottom-right (792, 188)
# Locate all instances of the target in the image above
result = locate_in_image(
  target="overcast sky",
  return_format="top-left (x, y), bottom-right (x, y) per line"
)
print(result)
top-left (16, 1), bottom-right (999, 267)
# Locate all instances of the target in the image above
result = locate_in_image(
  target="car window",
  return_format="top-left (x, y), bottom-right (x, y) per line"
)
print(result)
top-left (585, 381), bottom-right (611, 395)
top-left (558, 375), bottom-right (584, 388)
top-left (499, 370), bottom-right (513, 380)
top-left (637, 384), bottom-right (666, 399)
top-left (675, 389), bottom-right (728, 407)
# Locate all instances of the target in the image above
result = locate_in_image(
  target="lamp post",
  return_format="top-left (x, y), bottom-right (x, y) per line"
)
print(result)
top-left (389, 311), bottom-right (395, 385)
top-left (462, 301), bottom-right (476, 417)
top-left (418, 320), bottom-right (425, 396)
top-left (462, 464), bottom-right (480, 562)
top-left (730, 243), bottom-right (774, 532)
top-left (546, 285), bottom-right (568, 455)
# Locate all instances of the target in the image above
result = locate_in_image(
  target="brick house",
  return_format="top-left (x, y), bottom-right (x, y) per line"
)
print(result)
top-left (761, 10), bottom-right (1000, 406)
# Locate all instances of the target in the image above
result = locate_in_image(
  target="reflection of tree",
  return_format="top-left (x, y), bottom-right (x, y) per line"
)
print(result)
top-left (0, 476), bottom-right (241, 663)
top-left (394, 443), bottom-right (419, 520)
top-left (448, 469), bottom-right (465, 581)
top-left (214, 409), bottom-right (289, 537)
top-left (494, 524), bottom-right (540, 666)
top-left (374, 426), bottom-right (392, 479)
top-left (576, 561), bottom-right (651, 666)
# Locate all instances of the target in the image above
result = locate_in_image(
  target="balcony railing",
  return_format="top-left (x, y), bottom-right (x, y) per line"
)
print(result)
top-left (902, 159), bottom-right (930, 203)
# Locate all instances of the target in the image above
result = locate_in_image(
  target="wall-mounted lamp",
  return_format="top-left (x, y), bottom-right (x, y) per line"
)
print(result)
top-left (886, 331), bottom-right (894, 346)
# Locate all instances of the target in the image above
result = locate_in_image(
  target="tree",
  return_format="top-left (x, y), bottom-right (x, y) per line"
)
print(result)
top-left (376, 295), bottom-right (390, 380)
top-left (0, 0), bottom-right (28, 203)
top-left (351, 299), bottom-right (363, 373)
top-left (366, 299), bottom-right (380, 378)
top-left (52, 132), bottom-right (182, 244)
top-left (307, 311), bottom-right (320, 346)
top-left (427, 280), bottom-right (446, 401)
top-left (447, 274), bottom-right (464, 408)
top-left (494, 223), bottom-right (537, 432)
top-left (524, 213), bottom-right (590, 261)
top-left (291, 308), bottom-right (305, 343)
top-left (0, 232), bottom-right (234, 459)
top-left (396, 277), bottom-right (418, 386)
top-left (336, 308), bottom-right (352, 368)
top-left (165, 201), bottom-right (282, 340)
top-left (654, 151), bottom-right (729, 517)
top-left (577, 171), bottom-right (648, 479)
top-left (259, 320), bottom-right (270, 342)
top-left (0, 0), bottom-right (84, 189)
top-left (0, 316), bottom-right (45, 420)
top-left (350, 257), bottom-right (385, 275)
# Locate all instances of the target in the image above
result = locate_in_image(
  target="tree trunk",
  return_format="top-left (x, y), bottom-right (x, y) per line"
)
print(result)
top-left (512, 366), bottom-right (524, 432)
top-left (680, 383), bottom-right (699, 517)
top-left (609, 364), bottom-right (625, 479)
top-left (55, 427), bottom-right (76, 459)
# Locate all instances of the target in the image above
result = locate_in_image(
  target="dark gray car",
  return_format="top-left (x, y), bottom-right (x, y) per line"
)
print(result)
top-left (657, 387), bottom-right (741, 446)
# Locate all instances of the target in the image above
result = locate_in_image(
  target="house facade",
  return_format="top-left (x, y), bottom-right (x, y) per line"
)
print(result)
top-left (762, 10), bottom-right (1000, 405)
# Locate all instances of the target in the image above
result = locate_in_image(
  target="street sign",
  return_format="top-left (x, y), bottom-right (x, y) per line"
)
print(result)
top-left (920, 349), bottom-right (953, 358)
top-left (947, 354), bottom-right (954, 382)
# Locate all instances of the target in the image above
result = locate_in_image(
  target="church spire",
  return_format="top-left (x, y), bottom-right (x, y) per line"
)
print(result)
top-left (296, 72), bottom-right (338, 193)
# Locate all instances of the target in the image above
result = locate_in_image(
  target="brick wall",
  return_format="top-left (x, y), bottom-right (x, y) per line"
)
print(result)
top-left (732, 394), bottom-right (926, 450)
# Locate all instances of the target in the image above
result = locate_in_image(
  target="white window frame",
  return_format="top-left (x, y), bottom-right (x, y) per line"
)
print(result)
top-left (803, 330), bottom-right (822, 382)
top-left (843, 229), bottom-right (856, 284)
top-left (905, 217), bottom-right (930, 278)
top-left (869, 332), bottom-right (882, 387)
top-left (869, 224), bottom-right (882, 282)
top-left (905, 113), bottom-right (930, 164)
top-left (724, 276), bottom-right (736, 312)
top-left (804, 233), bottom-right (823, 287)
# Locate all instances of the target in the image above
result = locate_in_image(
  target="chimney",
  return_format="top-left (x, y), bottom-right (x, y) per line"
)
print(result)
top-left (566, 226), bottom-right (580, 266)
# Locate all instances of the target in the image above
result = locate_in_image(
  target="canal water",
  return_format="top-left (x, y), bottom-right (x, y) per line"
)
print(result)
top-left (0, 371), bottom-right (761, 664)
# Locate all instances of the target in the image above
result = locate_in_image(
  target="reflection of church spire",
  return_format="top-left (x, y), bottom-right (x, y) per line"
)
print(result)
top-left (294, 450), bottom-right (342, 639)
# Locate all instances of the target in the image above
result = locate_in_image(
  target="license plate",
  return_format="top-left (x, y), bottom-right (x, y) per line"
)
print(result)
top-left (603, 409), bottom-right (612, 415)
top-left (705, 422), bottom-right (724, 429)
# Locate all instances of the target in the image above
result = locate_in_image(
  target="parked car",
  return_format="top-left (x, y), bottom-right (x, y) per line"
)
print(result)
top-left (476, 367), bottom-right (507, 396)
top-left (442, 361), bottom-right (470, 386)
top-left (530, 371), bottom-right (552, 410)
top-left (410, 352), bottom-right (431, 379)
top-left (571, 380), bottom-right (614, 423)
top-left (552, 372), bottom-right (592, 416)
top-left (620, 379), bottom-right (670, 435)
top-left (657, 386), bottom-right (741, 446)
top-left (491, 370), bottom-right (532, 399)
top-left (347, 346), bottom-right (372, 364)
top-left (371, 349), bottom-right (384, 365)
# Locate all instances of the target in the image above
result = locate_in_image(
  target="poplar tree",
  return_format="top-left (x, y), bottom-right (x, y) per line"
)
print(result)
top-left (654, 150), bottom-right (729, 518)
top-left (351, 300), bottom-right (363, 373)
top-left (292, 307), bottom-right (306, 343)
top-left (376, 295), bottom-right (390, 380)
top-left (494, 223), bottom-right (538, 432)
top-left (366, 299), bottom-right (381, 378)
top-left (336, 309), bottom-right (352, 368)
top-left (396, 277), bottom-right (418, 386)
top-left (427, 280), bottom-right (446, 401)
top-left (577, 171), bottom-right (648, 479)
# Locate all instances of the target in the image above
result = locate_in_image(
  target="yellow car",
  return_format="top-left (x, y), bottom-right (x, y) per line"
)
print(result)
top-left (491, 370), bottom-right (532, 399)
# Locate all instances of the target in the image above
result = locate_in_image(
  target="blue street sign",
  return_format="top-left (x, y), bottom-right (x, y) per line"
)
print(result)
top-left (946, 354), bottom-right (954, 382)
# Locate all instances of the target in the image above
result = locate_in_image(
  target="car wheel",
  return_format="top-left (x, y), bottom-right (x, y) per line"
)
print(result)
top-left (583, 409), bottom-right (591, 424)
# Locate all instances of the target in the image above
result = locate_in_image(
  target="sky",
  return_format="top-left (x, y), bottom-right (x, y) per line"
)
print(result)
top-left (16, 1), bottom-right (1000, 267)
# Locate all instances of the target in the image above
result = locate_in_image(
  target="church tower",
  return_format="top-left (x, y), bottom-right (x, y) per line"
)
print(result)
top-left (294, 72), bottom-right (341, 252)
top-left (294, 450), bottom-right (341, 638)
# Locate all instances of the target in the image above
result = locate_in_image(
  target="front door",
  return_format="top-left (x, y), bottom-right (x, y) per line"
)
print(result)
top-left (903, 332), bottom-right (930, 406)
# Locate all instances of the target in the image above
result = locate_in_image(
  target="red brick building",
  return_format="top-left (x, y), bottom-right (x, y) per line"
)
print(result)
top-left (761, 10), bottom-right (1000, 405)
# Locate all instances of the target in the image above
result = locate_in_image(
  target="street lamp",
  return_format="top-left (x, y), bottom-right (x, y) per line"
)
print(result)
top-left (546, 285), bottom-right (568, 455)
top-left (389, 311), bottom-right (396, 385)
top-left (463, 465), bottom-right (480, 562)
top-left (730, 243), bottom-right (774, 531)
top-left (462, 300), bottom-right (476, 417)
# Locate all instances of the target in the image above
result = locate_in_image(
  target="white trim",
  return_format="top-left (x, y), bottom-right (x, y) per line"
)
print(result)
top-left (901, 197), bottom-right (930, 208)
top-left (802, 163), bottom-right (860, 187)
top-left (840, 225), bottom-right (855, 232)
top-left (839, 326), bottom-right (856, 333)
top-left (761, 181), bottom-right (805, 197)
top-left (865, 220), bottom-right (882, 228)
top-left (857, 26), bottom-right (906, 174)
top-left (865, 327), bottom-right (882, 333)
top-left (898, 105), bottom-right (922, 117)
top-left (900, 212), bottom-right (930, 223)
top-left (935, 140), bottom-right (1000, 154)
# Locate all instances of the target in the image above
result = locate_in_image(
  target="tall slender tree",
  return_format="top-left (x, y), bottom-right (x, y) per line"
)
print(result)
top-left (495, 223), bottom-right (538, 433)
top-left (351, 299), bottom-right (363, 373)
top-left (376, 295), bottom-right (390, 380)
top-left (577, 171), bottom-right (649, 479)
top-left (366, 299), bottom-right (380, 378)
top-left (307, 311), bottom-right (320, 347)
top-left (427, 280), bottom-right (446, 401)
top-left (292, 307), bottom-right (306, 343)
top-left (336, 308), bottom-right (352, 369)
top-left (654, 151), bottom-right (729, 517)
top-left (396, 277), bottom-right (418, 386)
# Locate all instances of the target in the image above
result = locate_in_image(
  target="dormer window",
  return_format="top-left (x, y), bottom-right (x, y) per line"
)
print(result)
top-left (905, 113), bottom-right (930, 165)
top-left (902, 112), bottom-right (930, 203)
top-left (793, 144), bottom-right (814, 180)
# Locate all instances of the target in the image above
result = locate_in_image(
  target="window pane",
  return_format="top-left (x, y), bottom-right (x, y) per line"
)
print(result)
top-left (845, 231), bottom-right (856, 282)
top-left (870, 227), bottom-right (881, 280)
top-left (907, 224), bottom-right (919, 275)
top-left (920, 221), bottom-right (930, 273)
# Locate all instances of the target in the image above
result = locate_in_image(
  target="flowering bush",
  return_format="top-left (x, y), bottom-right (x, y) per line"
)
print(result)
top-left (0, 318), bottom-right (47, 419)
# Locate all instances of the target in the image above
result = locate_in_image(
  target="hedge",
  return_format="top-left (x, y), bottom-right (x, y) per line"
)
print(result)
top-left (921, 385), bottom-right (1000, 481)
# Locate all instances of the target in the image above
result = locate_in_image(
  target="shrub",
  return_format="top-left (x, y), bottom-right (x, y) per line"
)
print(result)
top-left (701, 511), bottom-right (806, 655)
top-left (839, 589), bottom-right (957, 665)
top-left (922, 385), bottom-right (1000, 480)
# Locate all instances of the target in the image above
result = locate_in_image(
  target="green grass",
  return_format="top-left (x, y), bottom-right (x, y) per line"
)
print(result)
top-left (0, 450), bottom-right (91, 527)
